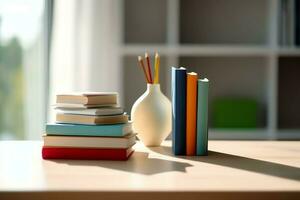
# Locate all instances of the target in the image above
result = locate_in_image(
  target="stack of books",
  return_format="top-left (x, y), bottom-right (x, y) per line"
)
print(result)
top-left (171, 67), bottom-right (209, 156)
top-left (42, 92), bottom-right (135, 160)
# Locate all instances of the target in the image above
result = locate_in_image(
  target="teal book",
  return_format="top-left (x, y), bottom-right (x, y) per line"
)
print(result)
top-left (196, 78), bottom-right (209, 156)
top-left (46, 123), bottom-right (132, 137)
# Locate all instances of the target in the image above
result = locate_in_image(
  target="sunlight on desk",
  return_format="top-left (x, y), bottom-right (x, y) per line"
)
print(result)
top-left (0, 141), bottom-right (299, 199)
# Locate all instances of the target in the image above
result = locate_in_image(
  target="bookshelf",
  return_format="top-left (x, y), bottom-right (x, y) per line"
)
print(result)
top-left (120, 0), bottom-right (300, 140)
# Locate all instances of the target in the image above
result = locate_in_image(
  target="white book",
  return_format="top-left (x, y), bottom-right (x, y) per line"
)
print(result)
top-left (43, 133), bottom-right (136, 149)
top-left (56, 107), bottom-right (124, 116)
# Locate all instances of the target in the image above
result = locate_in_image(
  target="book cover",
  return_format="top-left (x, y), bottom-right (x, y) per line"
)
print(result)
top-left (186, 72), bottom-right (198, 156)
top-left (56, 107), bottom-right (124, 116)
top-left (42, 147), bottom-right (134, 160)
top-left (196, 78), bottom-right (209, 156)
top-left (46, 123), bottom-right (132, 137)
top-left (56, 113), bottom-right (128, 125)
top-left (43, 133), bottom-right (136, 149)
top-left (56, 92), bottom-right (117, 105)
top-left (171, 67), bottom-right (187, 155)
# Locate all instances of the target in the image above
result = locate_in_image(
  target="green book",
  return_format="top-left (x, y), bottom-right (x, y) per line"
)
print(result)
top-left (212, 98), bottom-right (258, 128)
top-left (196, 78), bottom-right (209, 156)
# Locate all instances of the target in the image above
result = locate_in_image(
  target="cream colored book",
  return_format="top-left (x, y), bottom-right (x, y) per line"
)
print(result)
top-left (56, 107), bottom-right (124, 116)
top-left (56, 113), bottom-right (128, 125)
top-left (43, 133), bottom-right (136, 149)
top-left (54, 103), bottom-right (118, 109)
top-left (56, 92), bottom-right (117, 105)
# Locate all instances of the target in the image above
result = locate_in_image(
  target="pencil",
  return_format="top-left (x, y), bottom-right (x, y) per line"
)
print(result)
top-left (154, 52), bottom-right (160, 84)
top-left (138, 56), bottom-right (150, 83)
top-left (145, 52), bottom-right (153, 83)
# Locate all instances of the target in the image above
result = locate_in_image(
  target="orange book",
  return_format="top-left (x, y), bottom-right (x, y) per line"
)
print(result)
top-left (186, 72), bottom-right (198, 155)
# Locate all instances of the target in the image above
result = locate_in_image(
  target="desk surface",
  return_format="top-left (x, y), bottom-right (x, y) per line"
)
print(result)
top-left (0, 141), bottom-right (299, 199)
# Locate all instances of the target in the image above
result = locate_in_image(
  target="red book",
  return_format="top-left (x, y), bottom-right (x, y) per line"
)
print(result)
top-left (42, 146), bottom-right (134, 160)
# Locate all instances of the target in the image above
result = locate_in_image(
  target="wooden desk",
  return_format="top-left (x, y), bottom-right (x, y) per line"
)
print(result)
top-left (0, 141), bottom-right (299, 200)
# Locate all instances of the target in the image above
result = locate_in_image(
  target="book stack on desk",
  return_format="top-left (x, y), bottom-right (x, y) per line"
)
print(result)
top-left (42, 92), bottom-right (135, 160)
top-left (171, 67), bottom-right (209, 156)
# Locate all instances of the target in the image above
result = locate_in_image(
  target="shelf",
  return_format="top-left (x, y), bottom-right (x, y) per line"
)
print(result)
top-left (209, 129), bottom-right (300, 140)
top-left (208, 129), bottom-right (270, 140)
top-left (278, 56), bottom-right (300, 129)
top-left (179, 56), bottom-right (268, 129)
top-left (120, 45), bottom-right (273, 56)
top-left (276, 130), bottom-right (300, 140)
top-left (278, 48), bottom-right (300, 56)
top-left (124, 0), bottom-right (167, 44)
top-left (120, 0), bottom-right (300, 139)
top-left (179, 0), bottom-right (270, 45)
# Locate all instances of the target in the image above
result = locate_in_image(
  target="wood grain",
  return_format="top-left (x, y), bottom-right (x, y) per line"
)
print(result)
top-left (0, 141), bottom-right (299, 200)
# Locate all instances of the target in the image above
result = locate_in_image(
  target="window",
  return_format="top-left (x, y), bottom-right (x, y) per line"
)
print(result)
top-left (0, 0), bottom-right (47, 139)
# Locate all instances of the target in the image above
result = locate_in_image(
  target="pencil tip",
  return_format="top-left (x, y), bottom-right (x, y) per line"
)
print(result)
top-left (145, 52), bottom-right (148, 57)
top-left (138, 56), bottom-right (142, 61)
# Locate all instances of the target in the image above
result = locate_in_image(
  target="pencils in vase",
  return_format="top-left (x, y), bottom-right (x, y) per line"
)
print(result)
top-left (137, 52), bottom-right (160, 84)
top-left (145, 53), bottom-right (153, 84)
top-left (154, 52), bottom-right (160, 84)
top-left (138, 56), bottom-right (150, 83)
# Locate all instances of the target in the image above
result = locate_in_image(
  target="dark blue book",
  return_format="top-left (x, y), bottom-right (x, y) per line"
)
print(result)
top-left (171, 67), bottom-right (187, 155)
top-left (46, 123), bottom-right (132, 137)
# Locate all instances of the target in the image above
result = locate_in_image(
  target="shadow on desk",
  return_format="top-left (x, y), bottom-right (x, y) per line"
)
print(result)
top-left (149, 146), bottom-right (300, 182)
top-left (51, 152), bottom-right (193, 175)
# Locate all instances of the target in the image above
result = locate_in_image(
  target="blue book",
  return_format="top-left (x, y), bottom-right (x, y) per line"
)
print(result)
top-left (171, 67), bottom-right (187, 155)
top-left (196, 78), bottom-right (209, 156)
top-left (46, 123), bottom-right (132, 137)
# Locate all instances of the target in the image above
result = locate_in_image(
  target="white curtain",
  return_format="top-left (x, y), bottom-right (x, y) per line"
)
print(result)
top-left (49, 0), bottom-right (123, 121)
top-left (23, 35), bottom-right (46, 140)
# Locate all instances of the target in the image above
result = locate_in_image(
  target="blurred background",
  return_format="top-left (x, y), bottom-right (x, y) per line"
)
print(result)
top-left (0, 0), bottom-right (299, 140)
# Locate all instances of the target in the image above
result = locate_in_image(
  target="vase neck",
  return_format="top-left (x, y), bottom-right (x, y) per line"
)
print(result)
top-left (147, 84), bottom-right (161, 93)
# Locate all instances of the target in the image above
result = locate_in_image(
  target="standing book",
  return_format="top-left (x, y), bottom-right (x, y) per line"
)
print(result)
top-left (196, 78), bottom-right (209, 156)
top-left (171, 67), bottom-right (187, 155)
top-left (186, 72), bottom-right (198, 156)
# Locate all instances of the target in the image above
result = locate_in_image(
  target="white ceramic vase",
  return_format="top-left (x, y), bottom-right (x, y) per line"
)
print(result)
top-left (131, 84), bottom-right (172, 146)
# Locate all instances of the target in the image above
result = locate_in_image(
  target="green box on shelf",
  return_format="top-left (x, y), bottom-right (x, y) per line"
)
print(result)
top-left (212, 98), bottom-right (258, 128)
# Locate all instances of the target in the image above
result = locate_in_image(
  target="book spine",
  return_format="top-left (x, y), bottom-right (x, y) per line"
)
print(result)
top-left (196, 78), bottom-right (209, 156)
top-left (42, 147), bottom-right (133, 160)
top-left (186, 73), bottom-right (198, 156)
top-left (281, 0), bottom-right (288, 46)
top-left (45, 124), bottom-right (125, 137)
top-left (288, 0), bottom-right (295, 46)
top-left (171, 67), bottom-right (187, 155)
top-left (296, 0), bottom-right (300, 46)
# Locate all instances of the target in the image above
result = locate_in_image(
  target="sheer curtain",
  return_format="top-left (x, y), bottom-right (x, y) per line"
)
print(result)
top-left (49, 0), bottom-right (122, 121)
